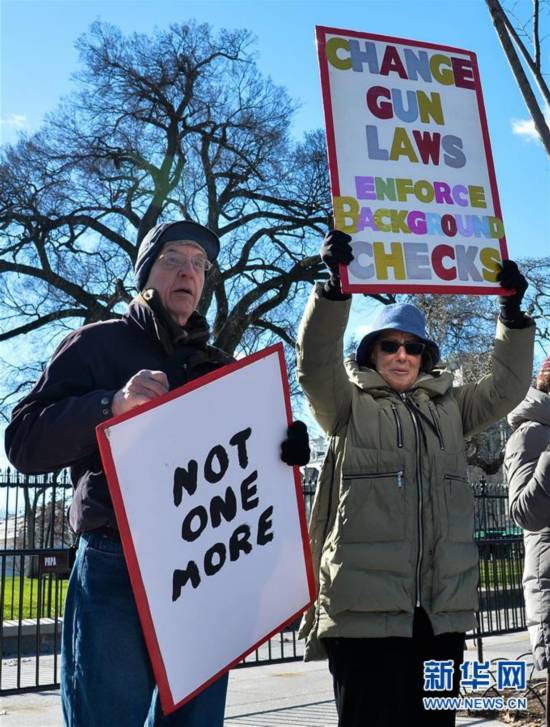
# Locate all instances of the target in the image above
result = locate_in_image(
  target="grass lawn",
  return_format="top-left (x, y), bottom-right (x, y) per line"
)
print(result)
top-left (1, 558), bottom-right (523, 620)
top-left (479, 557), bottom-right (523, 589)
top-left (1, 576), bottom-right (68, 620)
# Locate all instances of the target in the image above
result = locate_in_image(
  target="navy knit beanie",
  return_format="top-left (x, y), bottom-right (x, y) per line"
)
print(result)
top-left (356, 303), bottom-right (440, 371)
top-left (134, 221), bottom-right (220, 291)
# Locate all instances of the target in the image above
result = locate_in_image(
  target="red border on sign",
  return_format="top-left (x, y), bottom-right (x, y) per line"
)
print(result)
top-left (315, 25), bottom-right (508, 296)
top-left (96, 343), bottom-right (316, 715)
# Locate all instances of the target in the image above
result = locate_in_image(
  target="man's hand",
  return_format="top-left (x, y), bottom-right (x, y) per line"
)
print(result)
top-left (497, 260), bottom-right (529, 326)
top-left (112, 370), bottom-right (169, 417)
top-left (280, 420), bottom-right (310, 466)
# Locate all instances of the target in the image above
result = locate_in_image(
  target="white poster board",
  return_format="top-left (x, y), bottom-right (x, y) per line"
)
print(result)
top-left (96, 344), bottom-right (315, 714)
top-left (316, 26), bottom-right (507, 295)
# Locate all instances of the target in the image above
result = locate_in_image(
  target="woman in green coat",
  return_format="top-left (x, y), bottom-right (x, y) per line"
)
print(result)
top-left (296, 231), bottom-right (534, 727)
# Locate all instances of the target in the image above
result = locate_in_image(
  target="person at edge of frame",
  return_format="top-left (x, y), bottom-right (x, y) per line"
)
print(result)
top-left (505, 356), bottom-right (550, 679)
top-left (295, 229), bottom-right (535, 727)
top-left (4, 220), bottom-right (311, 727)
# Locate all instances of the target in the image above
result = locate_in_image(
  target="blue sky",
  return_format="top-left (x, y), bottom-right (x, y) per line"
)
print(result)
top-left (1, 0), bottom-right (548, 260)
top-left (0, 0), bottom-right (548, 459)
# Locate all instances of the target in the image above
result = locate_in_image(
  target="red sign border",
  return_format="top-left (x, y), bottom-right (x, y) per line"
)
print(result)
top-left (315, 25), bottom-right (508, 296)
top-left (96, 343), bottom-right (316, 714)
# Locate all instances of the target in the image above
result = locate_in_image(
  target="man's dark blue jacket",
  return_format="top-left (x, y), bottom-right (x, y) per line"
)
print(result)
top-left (5, 295), bottom-right (232, 533)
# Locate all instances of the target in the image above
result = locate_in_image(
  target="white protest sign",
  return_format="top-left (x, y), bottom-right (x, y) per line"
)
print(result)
top-left (316, 26), bottom-right (507, 294)
top-left (96, 344), bottom-right (315, 714)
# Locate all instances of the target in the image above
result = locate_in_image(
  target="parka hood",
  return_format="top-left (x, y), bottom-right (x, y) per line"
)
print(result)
top-left (508, 387), bottom-right (550, 430)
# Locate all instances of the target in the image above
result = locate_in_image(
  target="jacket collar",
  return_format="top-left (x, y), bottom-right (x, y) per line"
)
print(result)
top-left (127, 291), bottom-right (210, 355)
top-left (345, 357), bottom-right (454, 399)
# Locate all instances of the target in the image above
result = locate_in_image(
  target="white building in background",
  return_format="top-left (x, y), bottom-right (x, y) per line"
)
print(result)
top-left (301, 435), bottom-right (327, 520)
top-left (0, 515), bottom-right (17, 549)
top-left (308, 435), bottom-right (326, 466)
top-left (0, 515), bottom-right (18, 575)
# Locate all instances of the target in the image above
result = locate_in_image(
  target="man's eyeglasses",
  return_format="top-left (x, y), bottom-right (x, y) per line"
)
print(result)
top-left (157, 251), bottom-right (212, 273)
top-left (379, 339), bottom-right (426, 356)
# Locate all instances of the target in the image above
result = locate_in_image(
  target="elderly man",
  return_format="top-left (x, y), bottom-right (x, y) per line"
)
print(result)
top-left (505, 356), bottom-right (550, 672)
top-left (5, 220), bottom-right (309, 727)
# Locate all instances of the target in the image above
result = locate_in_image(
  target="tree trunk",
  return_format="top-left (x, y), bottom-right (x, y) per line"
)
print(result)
top-left (485, 0), bottom-right (550, 157)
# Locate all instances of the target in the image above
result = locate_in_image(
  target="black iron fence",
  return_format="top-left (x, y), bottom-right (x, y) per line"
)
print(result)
top-left (473, 479), bottom-right (526, 642)
top-left (1, 469), bottom-right (526, 693)
top-left (0, 469), bottom-right (74, 693)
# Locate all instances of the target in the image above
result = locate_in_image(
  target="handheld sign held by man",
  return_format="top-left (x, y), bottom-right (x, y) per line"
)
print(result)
top-left (97, 343), bottom-right (315, 714)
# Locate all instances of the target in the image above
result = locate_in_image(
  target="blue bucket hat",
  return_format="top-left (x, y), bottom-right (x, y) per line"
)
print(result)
top-left (356, 303), bottom-right (440, 371)
top-left (134, 220), bottom-right (220, 291)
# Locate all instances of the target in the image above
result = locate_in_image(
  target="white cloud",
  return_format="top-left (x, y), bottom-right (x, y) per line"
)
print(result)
top-left (0, 114), bottom-right (28, 128)
top-left (511, 117), bottom-right (540, 142)
top-left (354, 324), bottom-right (371, 339)
top-left (511, 102), bottom-right (550, 144)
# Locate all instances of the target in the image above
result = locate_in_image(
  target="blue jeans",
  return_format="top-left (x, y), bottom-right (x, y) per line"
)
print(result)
top-left (61, 532), bottom-right (228, 726)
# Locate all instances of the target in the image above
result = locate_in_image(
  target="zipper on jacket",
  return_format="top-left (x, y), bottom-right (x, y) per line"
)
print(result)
top-left (312, 440), bottom-right (338, 644)
top-left (400, 392), bottom-right (423, 608)
top-left (428, 403), bottom-right (445, 450)
top-left (343, 470), bottom-right (404, 487)
top-left (391, 405), bottom-right (404, 448)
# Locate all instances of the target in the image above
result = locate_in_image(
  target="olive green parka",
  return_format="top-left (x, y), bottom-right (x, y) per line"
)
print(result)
top-left (297, 285), bottom-right (535, 660)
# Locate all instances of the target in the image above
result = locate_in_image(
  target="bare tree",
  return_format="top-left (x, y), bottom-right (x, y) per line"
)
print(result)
top-left (485, 0), bottom-right (550, 156)
top-left (409, 257), bottom-right (550, 362)
top-left (408, 256), bottom-right (550, 475)
top-left (519, 255), bottom-right (550, 354)
top-left (0, 21), bottom-right (331, 413)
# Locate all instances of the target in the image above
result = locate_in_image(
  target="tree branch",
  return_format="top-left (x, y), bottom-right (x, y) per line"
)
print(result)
top-left (485, 0), bottom-right (550, 157)
top-left (254, 319), bottom-right (295, 347)
top-left (0, 309), bottom-right (86, 342)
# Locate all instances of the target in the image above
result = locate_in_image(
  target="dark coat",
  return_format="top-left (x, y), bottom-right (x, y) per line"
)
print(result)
top-left (5, 297), bottom-right (232, 534)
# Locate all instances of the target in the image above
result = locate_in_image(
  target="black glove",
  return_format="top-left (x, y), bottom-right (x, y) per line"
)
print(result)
top-left (319, 230), bottom-right (354, 300)
top-left (496, 259), bottom-right (529, 328)
top-left (280, 420), bottom-right (310, 466)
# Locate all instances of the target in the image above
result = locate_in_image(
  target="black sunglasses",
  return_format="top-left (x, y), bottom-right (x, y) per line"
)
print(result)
top-left (379, 339), bottom-right (426, 356)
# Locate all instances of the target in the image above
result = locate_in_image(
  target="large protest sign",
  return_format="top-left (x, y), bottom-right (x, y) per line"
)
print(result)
top-left (316, 26), bottom-right (507, 294)
top-left (96, 344), bottom-right (315, 714)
